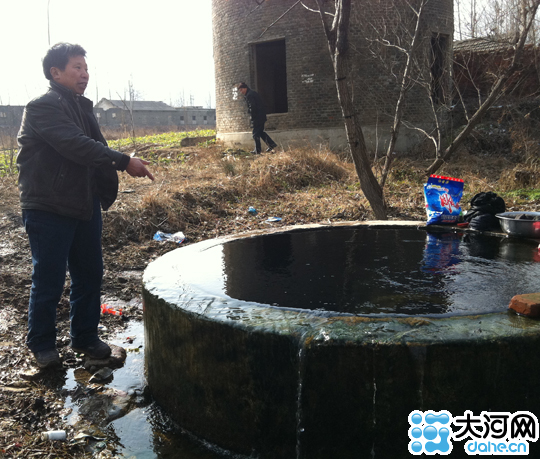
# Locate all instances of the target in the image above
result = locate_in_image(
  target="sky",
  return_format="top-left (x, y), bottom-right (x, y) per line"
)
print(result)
top-left (0, 0), bottom-right (215, 107)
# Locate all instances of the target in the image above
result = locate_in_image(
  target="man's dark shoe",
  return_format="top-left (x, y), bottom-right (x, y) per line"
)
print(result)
top-left (250, 150), bottom-right (261, 155)
top-left (72, 339), bottom-right (111, 359)
top-left (265, 147), bottom-right (274, 152)
top-left (34, 349), bottom-right (62, 369)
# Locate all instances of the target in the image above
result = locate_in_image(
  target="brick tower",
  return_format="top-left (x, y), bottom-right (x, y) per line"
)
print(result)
top-left (212, 0), bottom-right (453, 152)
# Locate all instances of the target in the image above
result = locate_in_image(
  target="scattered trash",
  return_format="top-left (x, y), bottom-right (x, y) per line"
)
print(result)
top-left (41, 430), bottom-right (66, 441)
top-left (153, 231), bottom-right (186, 243)
top-left (101, 304), bottom-right (122, 316)
top-left (248, 206), bottom-right (257, 215)
top-left (423, 175), bottom-right (464, 225)
top-left (266, 217), bottom-right (282, 223)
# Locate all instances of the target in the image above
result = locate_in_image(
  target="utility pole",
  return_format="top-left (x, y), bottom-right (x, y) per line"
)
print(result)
top-left (47, 0), bottom-right (51, 46)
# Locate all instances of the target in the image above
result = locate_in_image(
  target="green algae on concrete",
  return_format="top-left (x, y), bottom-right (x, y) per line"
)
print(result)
top-left (143, 222), bottom-right (540, 459)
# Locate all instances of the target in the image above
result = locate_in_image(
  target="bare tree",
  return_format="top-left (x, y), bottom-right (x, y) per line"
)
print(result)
top-left (254, 0), bottom-right (441, 218)
top-left (257, 0), bottom-right (540, 217)
top-left (456, 0), bottom-right (464, 39)
top-left (205, 92), bottom-right (213, 109)
top-left (314, 0), bottom-right (387, 219)
top-left (172, 89), bottom-right (186, 108)
top-left (368, 0), bottom-right (431, 188)
top-left (427, 0), bottom-right (540, 174)
top-left (117, 79), bottom-right (138, 143)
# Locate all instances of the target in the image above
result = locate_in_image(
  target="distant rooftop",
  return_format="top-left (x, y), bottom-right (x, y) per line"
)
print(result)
top-left (454, 36), bottom-right (514, 53)
top-left (95, 98), bottom-right (177, 111)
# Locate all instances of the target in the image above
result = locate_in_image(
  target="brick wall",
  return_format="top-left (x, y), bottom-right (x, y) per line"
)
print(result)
top-left (213, 0), bottom-right (453, 142)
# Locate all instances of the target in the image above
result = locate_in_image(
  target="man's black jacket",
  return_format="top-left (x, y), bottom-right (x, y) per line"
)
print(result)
top-left (17, 82), bottom-right (129, 220)
top-left (244, 88), bottom-right (267, 124)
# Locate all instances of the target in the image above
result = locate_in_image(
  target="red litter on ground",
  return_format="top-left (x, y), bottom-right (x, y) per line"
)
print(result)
top-left (101, 304), bottom-right (123, 316)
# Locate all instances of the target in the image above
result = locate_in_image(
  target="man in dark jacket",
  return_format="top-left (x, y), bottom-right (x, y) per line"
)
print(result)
top-left (17, 43), bottom-right (154, 369)
top-left (237, 82), bottom-right (277, 154)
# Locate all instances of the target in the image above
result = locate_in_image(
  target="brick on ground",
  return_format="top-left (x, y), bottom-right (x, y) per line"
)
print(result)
top-left (509, 293), bottom-right (540, 318)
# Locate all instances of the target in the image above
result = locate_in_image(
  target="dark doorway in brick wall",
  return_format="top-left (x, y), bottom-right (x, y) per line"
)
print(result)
top-left (253, 40), bottom-right (288, 114)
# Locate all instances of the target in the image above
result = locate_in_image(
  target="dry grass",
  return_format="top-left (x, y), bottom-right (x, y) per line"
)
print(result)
top-left (100, 139), bottom-right (540, 251)
top-left (3, 125), bottom-right (540, 248)
top-left (100, 124), bottom-right (211, 141)
top-left (102, 145), bottom-right (367, 246)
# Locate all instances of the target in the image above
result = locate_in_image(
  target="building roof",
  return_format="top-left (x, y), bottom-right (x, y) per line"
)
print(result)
top-left (454, 36), bottom-right (514, 53)
top-left (174, 106), bottom-right (215, 111)
top-left (95, 98), bottom-right (177, 111)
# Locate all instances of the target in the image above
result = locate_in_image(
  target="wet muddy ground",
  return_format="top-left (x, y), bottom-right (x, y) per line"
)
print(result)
top-left (0, 141), bottom-right (533, 457)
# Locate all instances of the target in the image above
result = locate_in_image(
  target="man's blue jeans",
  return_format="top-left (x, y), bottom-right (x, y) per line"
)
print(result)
top-left (22, 197), bottom-right (103, 353)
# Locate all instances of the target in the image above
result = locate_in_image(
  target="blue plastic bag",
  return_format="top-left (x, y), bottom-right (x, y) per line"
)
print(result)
top-left (423, 175), bottom-right (464, 225)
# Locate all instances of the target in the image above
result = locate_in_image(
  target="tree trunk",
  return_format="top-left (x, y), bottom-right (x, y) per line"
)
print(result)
top-left (318, 0), bottom-right (387, 219)
top-left (333, 56), bottom-right (387, 219)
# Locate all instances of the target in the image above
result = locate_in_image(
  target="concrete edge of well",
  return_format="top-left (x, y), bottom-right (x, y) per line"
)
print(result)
top-left (143, 220), bottom-right (540, 348)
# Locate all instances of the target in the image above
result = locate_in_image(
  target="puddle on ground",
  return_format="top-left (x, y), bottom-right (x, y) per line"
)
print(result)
top-left (62, 321), bottom-right (231, 458)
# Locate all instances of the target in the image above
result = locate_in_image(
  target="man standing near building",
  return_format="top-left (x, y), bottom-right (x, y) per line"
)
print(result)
top-left (237, 82), bottom-right (278, 154)
top-left (17, 42), bottom-right (154, 369)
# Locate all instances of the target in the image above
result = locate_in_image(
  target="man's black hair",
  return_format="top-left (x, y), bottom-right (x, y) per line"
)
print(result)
top-left (237, 82), bottom-right (249, 89)
top-left (42, 43), bottom-right (87, 81)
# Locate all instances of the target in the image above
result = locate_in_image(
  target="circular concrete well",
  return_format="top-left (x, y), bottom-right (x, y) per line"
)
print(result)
top-left (143, 222), bottom-right (540, 458)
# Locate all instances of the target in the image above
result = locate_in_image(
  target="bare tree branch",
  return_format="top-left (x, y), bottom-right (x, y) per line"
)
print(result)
top-left (248, 0), bottom-right (266, 16)
top-left (258, 0), bottom-right (302, 38)
top-left (300, 1), bottom-right (334, 16)
top-left (380, 0), bottom-right (428, 187)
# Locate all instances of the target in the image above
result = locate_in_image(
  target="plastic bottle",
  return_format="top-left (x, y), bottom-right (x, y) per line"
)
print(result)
top-left (153, 231), bottom-right (185, 243)
top-left (101, 304), bottom-right (123, 316)
top-left (41, 430), bottom-right (67, 441)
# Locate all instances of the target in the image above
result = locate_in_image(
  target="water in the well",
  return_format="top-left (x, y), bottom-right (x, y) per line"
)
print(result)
top-left (178, 227), bottom-right (540, 316)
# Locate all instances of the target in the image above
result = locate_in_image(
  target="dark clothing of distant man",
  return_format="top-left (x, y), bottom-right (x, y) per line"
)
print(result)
top-left (17, 42), bottom-right (154, 369)
top-left (238, 83), bottom-right (277, 154)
